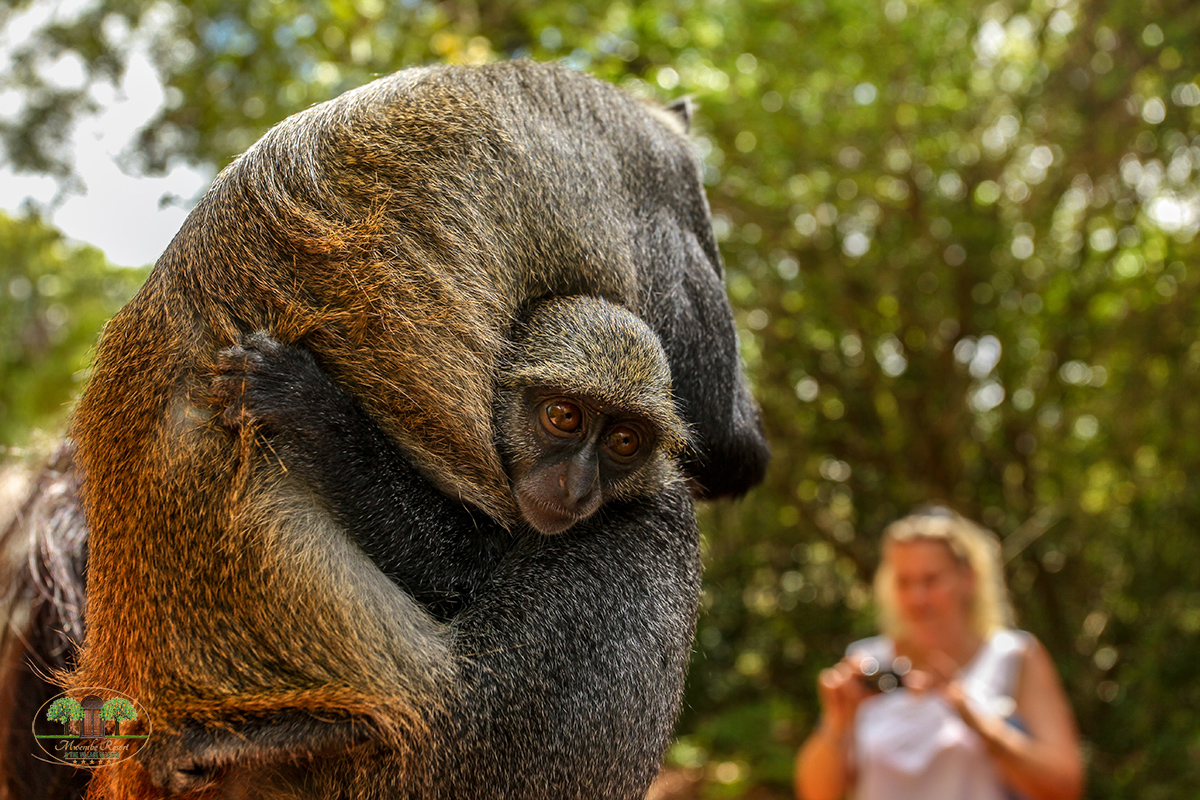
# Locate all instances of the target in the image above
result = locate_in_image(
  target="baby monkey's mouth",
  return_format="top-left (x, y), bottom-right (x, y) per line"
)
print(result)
top-left (514, 489), bottom-right (588, 535)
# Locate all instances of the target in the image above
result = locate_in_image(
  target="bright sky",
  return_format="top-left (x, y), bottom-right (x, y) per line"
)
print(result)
top-left (0, 0), bottom-right (212, 268)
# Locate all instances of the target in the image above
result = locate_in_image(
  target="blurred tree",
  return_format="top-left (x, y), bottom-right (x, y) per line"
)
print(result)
top-left (0, 210), bottom-right (147, 448)
top-left (3, 0), bottom-right (1200, 797)
top-left (684, 2), bottom-right (1200, 798)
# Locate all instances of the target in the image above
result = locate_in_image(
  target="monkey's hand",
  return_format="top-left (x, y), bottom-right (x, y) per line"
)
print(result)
top-left (211, 330), bottom-right (482, 613)
top-left (211, 330), bottom-right (334, 433)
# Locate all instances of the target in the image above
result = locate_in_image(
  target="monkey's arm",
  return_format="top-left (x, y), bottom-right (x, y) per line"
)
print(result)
top-left (205, 336), bottom-right (698, 799)
top-left (431, 487), bottom-right (702, 798)
top-left (213, 332), bottom-right (507, 618)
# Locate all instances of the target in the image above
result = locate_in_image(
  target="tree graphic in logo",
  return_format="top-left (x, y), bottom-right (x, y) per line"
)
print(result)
top-left (100, 696), bottom-right (137, 736)
top-left (46, 697), bottom-right (83, 736)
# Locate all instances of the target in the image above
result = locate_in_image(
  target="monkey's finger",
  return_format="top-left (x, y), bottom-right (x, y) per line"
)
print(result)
top-left (220, 400), bottom-right (248, 429)
top-left (241, 330), bottom-right (285, 355)
top-left (209, 369), bottom-right (251, 401)
top-left (214, 345), bottom-right (259, 372)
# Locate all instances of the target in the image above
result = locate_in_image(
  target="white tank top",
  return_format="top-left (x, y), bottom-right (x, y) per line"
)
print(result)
top-left (848, 630), bottom-right (1032, 800)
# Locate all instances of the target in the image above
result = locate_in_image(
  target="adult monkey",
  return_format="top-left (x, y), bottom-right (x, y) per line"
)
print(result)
top-left (5, 61), bottom-right (768, 798)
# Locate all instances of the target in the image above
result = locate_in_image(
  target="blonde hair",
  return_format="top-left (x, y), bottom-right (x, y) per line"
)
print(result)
top-left (873, 506), bottom-right (1014, 639)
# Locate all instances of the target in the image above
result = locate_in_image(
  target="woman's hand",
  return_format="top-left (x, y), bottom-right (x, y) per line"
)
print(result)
top-left (795, 656), bottom-right (874, 800)
top-left (913, 649), bottom-right (980, 723)
top-left (815, 657), bottom-right (874, 735)
top-left (919, 643), bottom-right (1083, 800)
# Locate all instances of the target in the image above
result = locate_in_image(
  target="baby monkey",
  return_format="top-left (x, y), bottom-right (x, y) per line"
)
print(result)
top-left (213, 295), bottom-right (687, 615)
top-left (496, 295), bottom-right (687, 534)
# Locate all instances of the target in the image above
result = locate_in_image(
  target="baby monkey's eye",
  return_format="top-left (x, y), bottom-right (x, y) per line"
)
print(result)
top-left (606, 426), bottom-right (641, 458)
top-left (543, 401), bottom-right (583, 434)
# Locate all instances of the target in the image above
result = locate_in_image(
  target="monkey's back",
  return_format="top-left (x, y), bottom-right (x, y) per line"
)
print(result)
top-left (118, 62), bottom-right (702, 522)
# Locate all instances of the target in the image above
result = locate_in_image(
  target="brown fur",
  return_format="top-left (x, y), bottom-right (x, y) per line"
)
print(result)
top-left (0, 443), bottom-right (89, 800)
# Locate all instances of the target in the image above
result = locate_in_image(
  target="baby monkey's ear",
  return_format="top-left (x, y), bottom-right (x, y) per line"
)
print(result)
top-left (665, 97), bottom-right (693, 132)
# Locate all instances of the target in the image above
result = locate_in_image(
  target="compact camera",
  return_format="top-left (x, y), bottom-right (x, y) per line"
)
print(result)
top-left (857, 655), bottom-right (912, 693)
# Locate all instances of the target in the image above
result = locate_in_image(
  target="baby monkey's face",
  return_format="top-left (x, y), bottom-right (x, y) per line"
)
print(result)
top-left (506, 390), bottom-right (660, 535)
top-left (495, 294), bottom-right (688, 534)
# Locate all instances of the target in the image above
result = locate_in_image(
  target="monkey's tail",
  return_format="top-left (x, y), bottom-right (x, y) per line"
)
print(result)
top-left (0, 440), bottom-right (90, 800)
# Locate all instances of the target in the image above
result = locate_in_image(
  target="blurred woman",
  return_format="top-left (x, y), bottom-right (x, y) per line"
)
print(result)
top-left (794, 506), bottom-right (1082, 800)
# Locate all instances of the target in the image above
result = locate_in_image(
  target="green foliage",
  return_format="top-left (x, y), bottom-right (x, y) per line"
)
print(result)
top-left (0, 211), bottom-right (148, 449)
top-left (676, 2), bottom-right (1200, 797)
top-left (45, 696), bottom-right (83, 723)
top-left (5, 0), bottom-right (1200, 796)
top-left (99, 696), bottom-right (136, 722)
